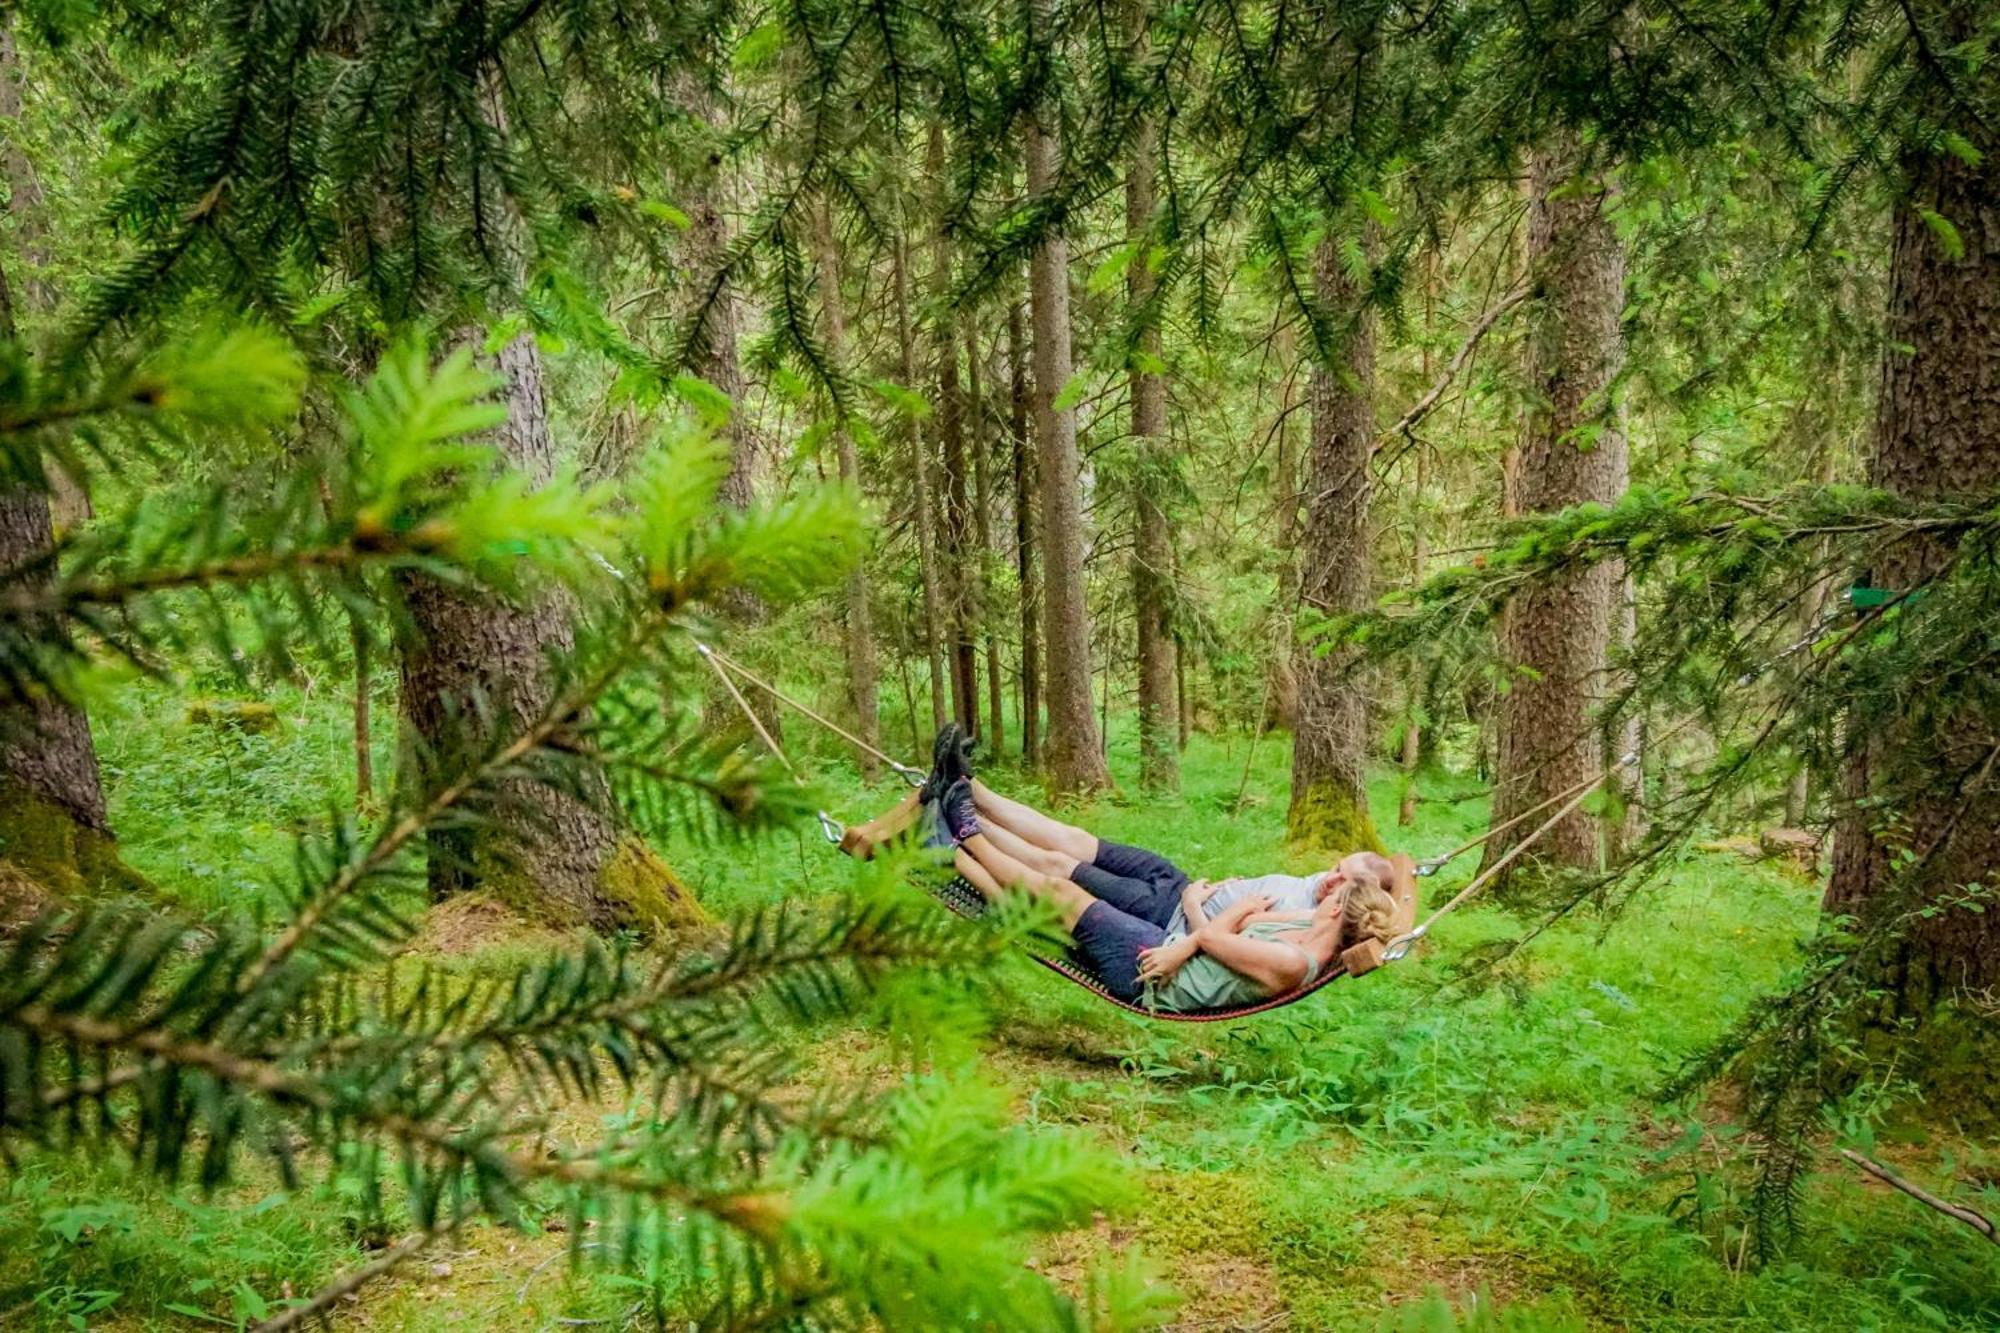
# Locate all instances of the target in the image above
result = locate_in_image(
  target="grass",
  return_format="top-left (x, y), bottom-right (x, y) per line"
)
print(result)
top-left (11, 674), bottom-right (1996, 1329)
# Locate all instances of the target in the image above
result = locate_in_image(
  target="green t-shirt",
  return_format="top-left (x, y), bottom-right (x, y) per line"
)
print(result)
top-left (1141, 919), bottom-right (1320, 1013)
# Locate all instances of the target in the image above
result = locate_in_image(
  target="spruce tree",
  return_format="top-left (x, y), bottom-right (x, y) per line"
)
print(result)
top-left (1482, 136), bottom-right (1630, 879)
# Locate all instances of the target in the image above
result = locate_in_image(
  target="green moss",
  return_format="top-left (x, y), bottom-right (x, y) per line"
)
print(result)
top-left (1134, 1169), bottom-right (1268, 1256)
top-left (1286, 778), bottom-right (1386, 855)
top-left (186, 699), bottom-right (281, 734)
top-left (597, 834), bottom-right (709, 933)
top-left (0, 782), bottom-right (154, 913)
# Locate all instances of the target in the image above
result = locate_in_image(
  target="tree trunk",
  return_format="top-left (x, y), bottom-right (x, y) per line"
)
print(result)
top-left (1286, 238), bottom-right (1383, 853)
top-left (814, 194), bottom-right (880, 777)
top-left (968, 319), bottom-right (1006, 753)
top-left (1826, 117), bottom-right (2000, 1008)
top-left (1607, 574), bottom-right (1646, 858)
top-left (352, 616), bottom-right (374, 811)
top-left (1009, 301), bottom-right (1041, 765)
top-left (1024, 85), bottom-right (1109, 793)
top-left (1482, 140), bottom-right (1629, 877)
top-left (927, 125), bottom-right (979, 735)
top-left (1398, 444), bottom-right (1428, 829)
top-left (894, 234), bottom-right (949, 732)
top-left (1126, 99), bottom-right (1179, 794)
top-left (1267, 326), bottom-right (1302, 733)
top-left (1175, 635), bottom-right (1190, 750)
top-left (397, 331), bottom-right (701, 931)
top-left (0, 22), bottom-right (130, 906)
top-left (684, 70), bottom-right (784, 736)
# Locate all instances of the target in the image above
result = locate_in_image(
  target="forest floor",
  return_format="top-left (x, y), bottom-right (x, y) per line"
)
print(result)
top-left (5, 679), bottom-right (1998, 1330)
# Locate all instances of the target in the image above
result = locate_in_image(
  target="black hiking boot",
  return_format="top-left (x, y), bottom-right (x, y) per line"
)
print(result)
top-left (923, 722), bottom-right (970, 803)
top-left (939, 777), bottom-right (980, 844)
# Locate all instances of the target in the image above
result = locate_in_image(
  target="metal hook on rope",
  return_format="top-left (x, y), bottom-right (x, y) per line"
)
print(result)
top-left (1382, 922), bottom-right (1427, 963)
top-left (694, 638), bottom-right (935, 849)
top-left (1380, 749), bottom-right (1640, 967)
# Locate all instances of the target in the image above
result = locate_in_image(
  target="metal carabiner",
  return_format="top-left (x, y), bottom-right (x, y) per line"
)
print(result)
top-left (890, 760), bottom-right (927, 789)
top-left (1381, 922), bottom-right (1428, 963)
top-left (817, 811), bottom-right (845, 845)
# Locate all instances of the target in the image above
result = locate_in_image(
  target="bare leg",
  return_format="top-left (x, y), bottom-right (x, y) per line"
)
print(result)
top-left (976, 818), bottom-right (1081, 878)
top-left (970, 780), bottom-right (1098, 864)
top-left (840, 790), bottom-right (922, 859)
top-left (958, 832), bottom-right (1096, 928)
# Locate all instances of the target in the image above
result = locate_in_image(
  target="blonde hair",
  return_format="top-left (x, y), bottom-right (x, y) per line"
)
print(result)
top-left (1339, 874), bottom-right (1398, 947)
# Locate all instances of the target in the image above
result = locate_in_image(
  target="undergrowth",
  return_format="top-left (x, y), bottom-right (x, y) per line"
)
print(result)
top-left (13, 675), bottom-right (1994, 1329)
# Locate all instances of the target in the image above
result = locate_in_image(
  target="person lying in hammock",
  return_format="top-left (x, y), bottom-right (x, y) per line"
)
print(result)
top-left (868, 725), bottom-right (1400, 1011)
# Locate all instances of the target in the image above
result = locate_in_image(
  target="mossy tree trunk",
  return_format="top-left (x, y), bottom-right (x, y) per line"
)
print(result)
top-left (397, 333), bottom-right (702, 932)
top-left (1826, 98), bottom-right (2000, 1010)
top-left (1024, 47), bottom-right (1110, 794)
top-left (1482, 138), bottom-right (1628, 877)
top-left (0, 487), bottom-right (133, 901)
top-left (1285, 236), bottom-right (1383, 854)
top-left (1126, 54), bottom-right (1179, 795)
top-left (0, 20), bottom-right (136, 906)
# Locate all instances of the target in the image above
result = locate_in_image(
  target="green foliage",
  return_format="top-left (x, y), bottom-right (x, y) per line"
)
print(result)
top-left (0, 337), bottom-right (1152, 1330)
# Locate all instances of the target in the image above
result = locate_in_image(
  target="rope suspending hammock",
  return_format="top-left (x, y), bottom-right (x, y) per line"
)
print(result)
top-left (693, 639), bottom-right (1631, 1022)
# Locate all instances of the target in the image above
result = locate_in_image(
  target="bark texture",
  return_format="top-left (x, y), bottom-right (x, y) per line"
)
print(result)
top-left (1267, 326), bottom-right (1302, 732)
top-left (1398, 445), bottom-right (1428, 828)
top-left (1127, 109), bottom-right (1179, 794)
top-left (1826, 121), bottom-right (2000, 1007)
top-left (1483, 143), bottom-right (1629, 876)
top-left (1025, 94), bottom-right (1109, 792)
top-left (397, 334), bottom-right (701, 931)
top-left (1286, 239), bottom-right (1382, 854)
top-left (927, 124), bottom-right (979, 735)
top-left (968, 322), bottom-right (1006, 752)
top-left (813, 196), bottom-right (880, 776)
top-left (1009, 302), bottom-right (1042, 764)
top-left (677, 75), bottom-right (784, 743)
top-left (0, 22), bottom-right (130, 904)
top-left (894, 236), bottom-right (950, 732)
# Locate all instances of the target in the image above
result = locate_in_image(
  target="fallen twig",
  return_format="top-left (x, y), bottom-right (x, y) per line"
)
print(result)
top-left (1841, 1148), bottom-right (1997, 1244)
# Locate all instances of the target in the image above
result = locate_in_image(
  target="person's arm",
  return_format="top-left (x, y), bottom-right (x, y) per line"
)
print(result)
top-left (1192, 928), bottom-right (1312, 996)
top-left (1138, 891), bottom-right (1264, 987)
top-left (1135, 933), bottom-right (1201, 985)
top-left (1178, 879), bottom-right (1221, 930)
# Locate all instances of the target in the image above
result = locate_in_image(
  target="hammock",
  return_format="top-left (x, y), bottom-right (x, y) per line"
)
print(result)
top-left (695, 640), bottom-right (1632, 1023)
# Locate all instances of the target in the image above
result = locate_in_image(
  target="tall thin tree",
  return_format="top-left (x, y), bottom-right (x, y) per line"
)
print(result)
top-left (1008, 301), bottom-right (1041, 764)
top-left (815, 194), bottom-right (880, 778)
top-left (1287, 236), bottom-right (1384, 853)
top-left (894, 230), bottom-right (949, 732)
top-left (967, 318), bottom-right (1006, 752)
top-left (1125, 18), bottom-right (1179, 794)
top-left (927, 123), bottom-right (979, 734)
top-left (1482, 139), bottom-right (1629, 875)
top-left (1023, 44), bottom-right (1109, 792)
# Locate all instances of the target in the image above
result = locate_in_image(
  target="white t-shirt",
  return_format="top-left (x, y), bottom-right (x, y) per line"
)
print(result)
top-left (1163, 872), bottom-right (1324, 937)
